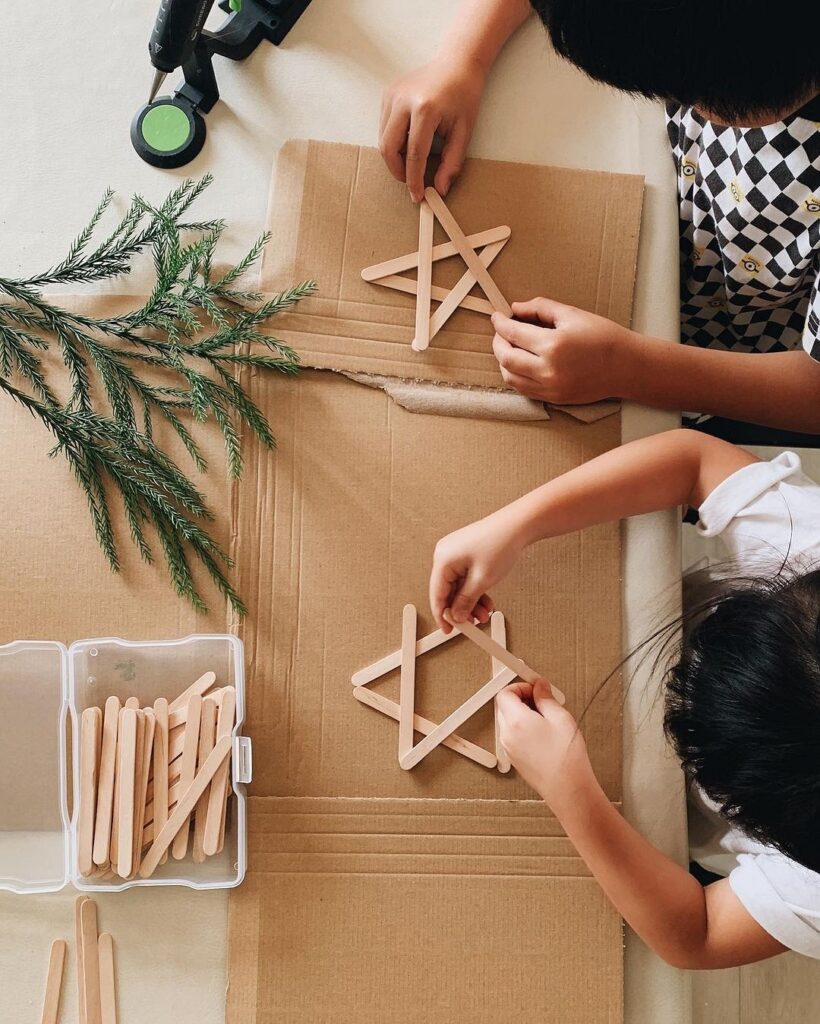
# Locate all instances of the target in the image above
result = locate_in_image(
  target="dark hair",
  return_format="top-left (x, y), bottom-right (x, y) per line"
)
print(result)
top-left (664, 567), bottom-right (820, 871)
top-left (530, 1), bottom-right (819, 124)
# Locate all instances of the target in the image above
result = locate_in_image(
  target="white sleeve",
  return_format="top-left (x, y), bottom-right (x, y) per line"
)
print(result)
top-left (697, 452), bottom-right (820, 570)
top-left (730, 853), bottom-right (820, 958)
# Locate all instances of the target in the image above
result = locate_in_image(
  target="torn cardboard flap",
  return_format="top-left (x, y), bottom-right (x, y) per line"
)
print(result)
top-left (260, 139), bottom-right (644, 405)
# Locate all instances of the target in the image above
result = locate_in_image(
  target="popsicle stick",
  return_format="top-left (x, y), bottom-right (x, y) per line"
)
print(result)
top-left (166, 686), bottom-right (227, 732)
top-left (203, 687), bottom-right (236, 856)
top-left (424, 188), bottom-right (512, 315)
top-left (351, 626), bottom-right (456, 687)
top-left (490, 613), bottom-right (512, 774)
top-left (152, 697), bottom-right (169, 867)
top-left (413, 199), bottom-right (435, 350)
top-left (124, 697), bottom-right (139, 711)
top-left (131, 709), bottom-right (155, 874)
top-left (192, 696), bottom-right (218, 863)
top-left (78, 707), bottom-right (102, 877)
top-left (168, 671), bottom-right (217, 714)
top-left (93, 696), bottom-right (120, 867)
top-left (397, 604), bottom-right (417, 762)
top-left (75, 896), bottom-right (88, 1024)
top-left (139, 736), bottom-right (232, 878)
top-left (425, 237), bottom-right (508, 345)
top-left (399, 667), bottom-right (517, 770)
top-left (353, 687), bottom-right (497, 769)
top-left (127, 710), bottom-right (145, 876)
top-left (98, 933), bottom-right (117, 1024)
top-left (371, 273), bottom-right (495, 314)
top-left (361, 225), bottom-right (510, 281)
top-left (40, 938), bottom-right (66, 1024)
top-left (171, 694), bottom-right (202, 860)
top-left (115, 709), bottom-right (138, 879)
top-left (217, 781), bottom-right (232, 854)
top-left (443, 611), bottom-right (566, 705)
top-left (80, 898), bottom-right (102, 1024)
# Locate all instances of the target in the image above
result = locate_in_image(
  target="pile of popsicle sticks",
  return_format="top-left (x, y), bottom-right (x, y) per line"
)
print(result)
top-left (77, 671), bottom-right (235, 881)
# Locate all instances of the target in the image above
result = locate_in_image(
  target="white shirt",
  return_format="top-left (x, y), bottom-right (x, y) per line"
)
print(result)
top-left (690, 452), bottom-right (820, 957)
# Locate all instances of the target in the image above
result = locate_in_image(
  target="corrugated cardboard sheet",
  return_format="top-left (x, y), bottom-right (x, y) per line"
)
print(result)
top-left (225, 141), bottom-right (643, 1022)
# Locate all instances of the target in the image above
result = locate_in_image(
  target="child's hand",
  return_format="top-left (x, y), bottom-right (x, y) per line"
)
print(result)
top-left (380, 56), bottom-right (487, 202)
top-left (429, 510), bottom-right (524, 632)
top-left (492, 298), bottom-right (636, 405)
top-left (495, 680), bottom-right (592, 806)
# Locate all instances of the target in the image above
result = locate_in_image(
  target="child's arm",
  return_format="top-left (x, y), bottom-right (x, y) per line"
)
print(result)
top-left (495, 681), bottom-right (787, 969)
top-left (380, 0), bottom-right (531, 201)
top-left (430, 428), bottom-right (756, 630)
top-left (491, 298), bottom-right (820, 434)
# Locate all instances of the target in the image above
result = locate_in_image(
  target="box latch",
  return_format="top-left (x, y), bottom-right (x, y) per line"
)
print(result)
top-left (233, 735), bottom-right (253, 785)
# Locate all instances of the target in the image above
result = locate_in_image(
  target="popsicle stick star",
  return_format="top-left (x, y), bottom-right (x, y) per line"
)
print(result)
top-left (361, 187), bottom-right (512, 353)
top-left (352, 605), bottom-right (564, 772)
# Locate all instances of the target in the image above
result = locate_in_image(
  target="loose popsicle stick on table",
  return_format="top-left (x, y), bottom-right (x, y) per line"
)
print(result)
top-left (361, 226), bottom-right (510, 281)
top-left (353, 687), bottom-right (497, 769)
top-left (171, 694), bottom-right (202, 860)
top-left (413, 199), bottom-right (435, 351)
top-left (192, 695), bottom-right (218, 863)
top-left (78, 707), bottom-right (102, 877)
top-left (98, 933), bottom-right (117, 1024)
top-left (152, 697), bottom-right (169, 867)
top-left (75, 896), bottom-right (88, 1024)
top-left (115, 709), bottom-right (138, 879)
top-left (80, 898), bottom-right (103, 1024)
top-left (397, 604), bottom-right (417, 763)
top-left (93, 696), bottom-right (120, 868)
top-left (399, 666), bottom-right (518, 770)
top-left (40, 938), bottom-right (66, 1024)
top-left (168, 671), bottom-right (217, 714)
top-left (443, 611), bottom-right (566, 705)
top-left (423, 188), bottom-right (512, 316)
top-left (202, 688), bottom-right (236, 856)
top-left (490, 613), bottom-right (512, 774)
top-left (140, 736), bottom-right (232, 877)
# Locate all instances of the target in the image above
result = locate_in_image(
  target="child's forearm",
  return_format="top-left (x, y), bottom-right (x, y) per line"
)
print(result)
top-left (623, 338), bottom-right (820, 434)
top-left (497, 429), bottom-right (755, 549)
top-left (437, 0), bottom-right (531, 71)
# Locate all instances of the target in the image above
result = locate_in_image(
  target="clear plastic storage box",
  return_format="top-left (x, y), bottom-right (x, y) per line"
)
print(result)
top-left (0, 634), bottom-right (251, 895)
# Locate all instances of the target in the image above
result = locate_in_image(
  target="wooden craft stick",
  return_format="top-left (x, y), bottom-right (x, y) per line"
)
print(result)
top-left (217, 781), bottom-right (231, 854)
top-left (370, 273), bottom-right (495, 315)
top-left (139, 736), bottom-right (232, 878)
top-left (80, 898), bottom-right (102, 1024)
top-left (115, 709), bottom-right (138, 879)
top-left (127, 710), bottom-right (146, 875)
top-left (443, 611), bottom-right (566, 705)
top-left (124, 697), bottom-right (139, 711)
top-left (202, 688), bottom-right (236, 856)
top-left (424, 188), bottom-right (512, 316)
top-left (98, 933), bottom-right (117, 1024)
top-left (413, 199), bottom-right (435, 350)
top-left (168, 671), bottom-right (217, 714)
top-left (40, 938), bottom-right (66, 1024)
top-left (490, 612), bottom-right (512, 774)
top-left (353, 687), bottom-right (497, 769)
top-left (78, 707), bottom-right (102, 878)
top-left (152, 697), bottom-right (169, 867)
top-left (352, 626), bottom-right (455, 687)
top-left (132, 708), bottom-right (155, 873)
top-left (192, 695), bottom-right (218, 863)
top-left (361, 225), bottom-right (510, 281)
top-left (399, 667), bottom-right (517, 770)
top-left (425, 237), bottom-right (508, 346)
top-left (171, 694), bottom-right (202, 860)
top-left (166, 685), bottom-right (227, 732)
top-left (75, 896), bottom-right (88, 1024)
top-left (397, 604), bottom-right (417, 762)
top-left (93, 696), bottom-right (120, 867)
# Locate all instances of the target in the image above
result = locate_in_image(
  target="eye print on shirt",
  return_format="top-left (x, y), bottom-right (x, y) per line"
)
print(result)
top-left (805, 195), bottom-right (820, 215)
top-left (693, 245), bottom-right (704, 262)
top-left (738, 254), bottom-right (762, 275)
top-left (729, 178), bottom-right (745, 204)
top-left (681, 158), bottom-right (697, 181)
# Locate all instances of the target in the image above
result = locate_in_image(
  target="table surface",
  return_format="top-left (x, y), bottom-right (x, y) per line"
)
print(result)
top-left (0, 1), bottom-right (688, 1020)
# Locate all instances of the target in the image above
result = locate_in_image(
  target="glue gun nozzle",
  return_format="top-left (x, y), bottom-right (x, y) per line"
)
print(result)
top-left (149, 69), bottom-right (167, 104)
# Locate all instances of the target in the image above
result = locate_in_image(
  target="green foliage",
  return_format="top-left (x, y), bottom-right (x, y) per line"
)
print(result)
top-left (0, 178), bottom-right (315, 614)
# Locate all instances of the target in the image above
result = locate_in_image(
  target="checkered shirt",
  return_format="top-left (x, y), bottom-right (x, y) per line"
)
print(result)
top-left (666, 104), bottom-right (820, 363)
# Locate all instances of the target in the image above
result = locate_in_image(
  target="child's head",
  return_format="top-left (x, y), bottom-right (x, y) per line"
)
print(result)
top-left (529, 1), bottom-right (818, 126)
top-left (664, 568), bottom-right (820, 871)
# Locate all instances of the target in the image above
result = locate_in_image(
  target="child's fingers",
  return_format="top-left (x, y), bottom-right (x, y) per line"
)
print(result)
top-left (492, 331), bottom-right (543, 376)
top-left (379, 104), bottom-right (412, 183)
top-left (448, 572), bottom-right (487, 624)
top-left (473, 593), bottom-right (495, 623)
top-left (491, 314), bottom-right (550, 356)
top-left (531, 679), bottom-right (557, 716)
top-left (433, 120), bottom-right (470, 197)
top-left (495, 682), bottom-right (535, 721)
top-left (510, 296), bottom-right (567, 326)
top-left (405, 112), bottom-right (440, 202)
top-left (429, 565), bottom-right (458, 633)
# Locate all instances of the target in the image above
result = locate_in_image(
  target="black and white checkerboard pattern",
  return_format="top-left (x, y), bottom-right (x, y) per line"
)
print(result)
top-left (666, 104), bottom-right (820, 362)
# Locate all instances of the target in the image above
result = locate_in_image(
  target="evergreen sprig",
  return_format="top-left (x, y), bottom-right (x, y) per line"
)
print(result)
top-left (0, 178), bottom-right (315, 614)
